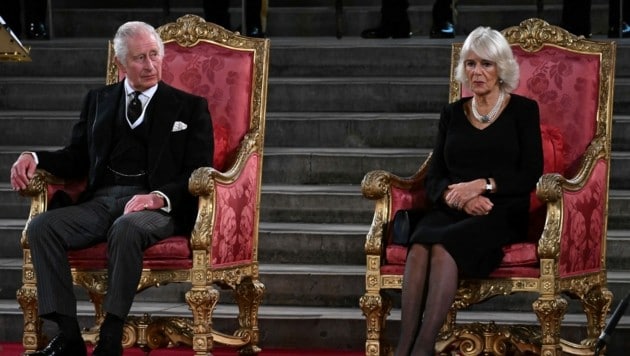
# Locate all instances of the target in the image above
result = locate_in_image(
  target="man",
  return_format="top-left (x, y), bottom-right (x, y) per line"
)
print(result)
top-left (10, 21), bottom-right (214, 356)
top-left (203, 0), bottom-right (266, 37)
top-left (361, 0), bottom-right (455, 39)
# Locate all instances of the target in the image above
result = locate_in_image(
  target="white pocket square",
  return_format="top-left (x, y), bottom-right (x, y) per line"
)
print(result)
top-left (171, 121), bottom-right (188, 132)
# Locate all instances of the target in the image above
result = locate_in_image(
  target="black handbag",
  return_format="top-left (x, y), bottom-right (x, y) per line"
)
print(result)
top-left (391, 209), bottom-right (424, 246)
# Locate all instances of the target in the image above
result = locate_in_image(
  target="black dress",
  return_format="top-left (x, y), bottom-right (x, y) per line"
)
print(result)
top-left (410, 94), bottom-right (543, 277)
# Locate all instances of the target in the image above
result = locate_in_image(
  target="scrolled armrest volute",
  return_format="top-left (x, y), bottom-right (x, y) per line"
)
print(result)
top-left (189, 167), bottom-right (220, 197)
top-left (361, 170), bottom-right (396, 200)
top-left (19, 169), bottom-right (60, 198)
top-left (536, 173), bottom-right (565, 203)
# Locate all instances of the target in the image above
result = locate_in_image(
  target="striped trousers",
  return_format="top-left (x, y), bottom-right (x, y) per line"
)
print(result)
top-left (27, 185), bottom-right (176, 319)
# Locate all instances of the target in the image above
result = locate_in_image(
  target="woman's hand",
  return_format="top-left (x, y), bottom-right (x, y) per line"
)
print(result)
top-left (462, 195), bottom-right (494, 216)
top-left (444, 179), bottom-right (486, 209)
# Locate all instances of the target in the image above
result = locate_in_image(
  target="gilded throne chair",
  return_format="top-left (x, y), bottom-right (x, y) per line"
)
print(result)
top-left (17, 14), bottom-right (270, 355)
top-left (360, 18), bottom-right (616, 356)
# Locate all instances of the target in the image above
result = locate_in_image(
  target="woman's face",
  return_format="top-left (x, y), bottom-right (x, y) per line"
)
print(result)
top-left (464, 51), bottom-right (500, 96)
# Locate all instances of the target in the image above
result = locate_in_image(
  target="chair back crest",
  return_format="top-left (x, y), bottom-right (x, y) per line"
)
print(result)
top-left (107, 14), bottom-right (269, 172)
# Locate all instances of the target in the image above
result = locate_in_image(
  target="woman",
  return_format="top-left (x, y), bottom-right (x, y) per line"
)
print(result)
top-left (395, 26), bottom-right (543, 356)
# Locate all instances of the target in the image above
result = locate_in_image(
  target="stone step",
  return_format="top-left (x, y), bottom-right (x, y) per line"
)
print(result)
top-left (5, 38), bottom-right (630, 79)
top-left (3, 146), bottom-right (630, 190)
top-left (2, 298), bottom-right (629, 352)
top-left (2, 181), bottom-right (630, 227)
top-left (2, 75), bottom-right (630, 115)
top-left (3, 215), bottom-right (630, 269)
top-left (1, 257), bottom-right (630, 311)
top-left (0, 218), bottom-right (368, 264)
top-left (5, 112), bottom-right (630, 152)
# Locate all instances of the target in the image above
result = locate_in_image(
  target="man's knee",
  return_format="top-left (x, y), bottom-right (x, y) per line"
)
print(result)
top-left (26, 212), bottom-right (52, 247)
top-left (107, 214), bottom-right (148, 250)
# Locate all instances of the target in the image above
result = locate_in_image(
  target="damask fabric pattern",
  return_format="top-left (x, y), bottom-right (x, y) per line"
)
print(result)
top-left (559, 160), bottom-right (607, 276)
top-left (161, 41), bottom-right (254, 172)
top-left (212, 154), bottom-right (258, 266)
top-left (510, 46), bottom-right (599, 175)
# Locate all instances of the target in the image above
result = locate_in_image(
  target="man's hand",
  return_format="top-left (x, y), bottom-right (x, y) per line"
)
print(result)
top-left (124, 193), bottom-right (165, 214)
top-left (10, 153), bottom-right (37, 191)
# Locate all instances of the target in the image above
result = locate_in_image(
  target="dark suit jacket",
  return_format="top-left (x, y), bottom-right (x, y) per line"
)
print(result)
top-left (36, 81), bottom-right (214, 232)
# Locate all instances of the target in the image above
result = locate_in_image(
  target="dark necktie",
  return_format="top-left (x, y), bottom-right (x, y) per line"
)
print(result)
top-left (127, 91), bottom-right (142, 123)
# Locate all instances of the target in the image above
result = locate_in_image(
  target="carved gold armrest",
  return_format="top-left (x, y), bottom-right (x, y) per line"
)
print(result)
top-left (361, 155), bottom-right (432, 256)
top-left (536, 136), bottom-right (609, 259)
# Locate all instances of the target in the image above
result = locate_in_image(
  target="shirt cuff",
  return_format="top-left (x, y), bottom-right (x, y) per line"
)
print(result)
top-left (23, 151), bottom-right (39, 165)
top-left (151, 191), bottom-right (171, 213)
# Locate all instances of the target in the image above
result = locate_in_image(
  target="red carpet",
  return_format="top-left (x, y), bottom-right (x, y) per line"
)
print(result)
top-left (0, 343), bottom-right (362, 356)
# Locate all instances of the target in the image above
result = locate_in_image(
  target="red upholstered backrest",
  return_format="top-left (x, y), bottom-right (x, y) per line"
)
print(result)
top-left (461, 45), bottom-right (600, 176)
top-left (118, 41), bottom-right (254, 172)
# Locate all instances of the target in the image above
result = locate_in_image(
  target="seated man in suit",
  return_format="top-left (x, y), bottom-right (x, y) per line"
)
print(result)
top-left (10, 20), bottom-right (214, 356)
top-left (361, 0), bottom-right (455, 39)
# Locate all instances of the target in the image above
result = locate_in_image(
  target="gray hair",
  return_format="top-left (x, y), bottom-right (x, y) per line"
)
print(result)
top-left (113, 21), bottom-right (164, 66)
top-left (454, 26), bottom-right (519, 93)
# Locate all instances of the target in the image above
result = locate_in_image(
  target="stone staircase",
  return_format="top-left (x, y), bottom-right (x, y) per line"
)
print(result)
top-left (1, 0), bottom-right (630, 353)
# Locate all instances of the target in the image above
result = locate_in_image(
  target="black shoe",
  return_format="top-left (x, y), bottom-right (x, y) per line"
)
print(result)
top-left (622, 22), bottom-right (630, 38)
top-left (26, 22), bottom-right (49, 40)
top-left (246, 26), bottom-right (265, 38)
top-left (430, 21), bottom-right (455, 38)
top-left (92, 334), bottom-right (123, 356)
top-left (361, 26), bottom-right (411, 39)
top-left (30, 333), bottom-right (87, 356)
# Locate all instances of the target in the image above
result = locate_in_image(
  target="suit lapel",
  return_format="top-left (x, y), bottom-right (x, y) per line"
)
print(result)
top-left (91, 83), bottom-right (123, 181)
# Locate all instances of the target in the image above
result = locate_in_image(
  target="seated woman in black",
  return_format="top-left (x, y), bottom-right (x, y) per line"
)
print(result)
top-left (395, 26), bottom-right (543, 356)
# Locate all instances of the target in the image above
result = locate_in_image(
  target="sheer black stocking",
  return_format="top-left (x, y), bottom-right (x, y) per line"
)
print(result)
top-left (395, 244), bottom-right (459, 356)
top-left (394, 243), bottom-right (430, 356)
top-left (410, 244), bottom-right (458, 355)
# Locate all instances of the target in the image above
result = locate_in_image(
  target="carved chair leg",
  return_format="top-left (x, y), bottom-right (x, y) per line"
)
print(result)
top-left (360, 291), bottom-right (393, 356)
top-left (185, 285), bottom-right (219, 356)
top-left (581, 287), bottom-right (613, 343)
top-left (234, 278), bottom-right (265, 354)
top-left (80, 291), bottom-right (106, 345)
top-left (17, 284), bottom-right (43, 353)
top-left (435, 306), bottom-right (459, 353)
top-left (533, 295), bottom-right (567, 355)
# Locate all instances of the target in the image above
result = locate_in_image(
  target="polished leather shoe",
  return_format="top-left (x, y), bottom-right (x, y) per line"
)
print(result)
top-left (430, 21), bottom-right (455, 39)
top-left (361, 26), bottom-right (411, 39)
top-left (92, 334), bottom-right (123, 356)
top-left (246, 26), bottom-right (265, 38)
top-left (30, 333), bottom-right (87, 356)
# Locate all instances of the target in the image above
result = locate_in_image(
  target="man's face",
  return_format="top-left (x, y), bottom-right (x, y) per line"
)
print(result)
top-left (117, 31), bottom-right (162, 91)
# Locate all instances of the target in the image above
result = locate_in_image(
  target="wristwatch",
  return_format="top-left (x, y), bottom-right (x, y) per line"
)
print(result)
top-left (484, 178), bottom-right (493, 195)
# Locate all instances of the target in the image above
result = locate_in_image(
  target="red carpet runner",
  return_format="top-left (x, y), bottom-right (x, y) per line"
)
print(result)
top-left (0, 343), bottom-right (362, 356)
